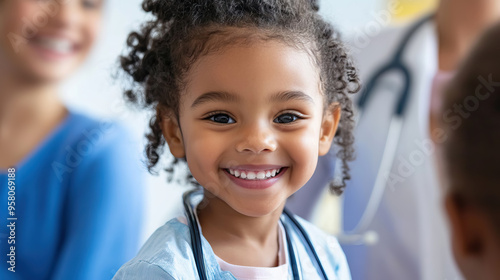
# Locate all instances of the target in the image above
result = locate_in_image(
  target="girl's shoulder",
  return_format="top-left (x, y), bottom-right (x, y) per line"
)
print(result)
top-left (291, 215), bottom-right (345, 256)
top-left (137, 218), bottom-right (192, 260)
top-left (114, 218), bottom-right (198, 279)
top-left (287, 215), bottom-right (351, 280)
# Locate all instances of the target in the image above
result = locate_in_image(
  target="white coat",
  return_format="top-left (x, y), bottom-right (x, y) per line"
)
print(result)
top-left (342, 16), bottom-right (463, 280)
top-left (288, 15), bottom-right (463, 280)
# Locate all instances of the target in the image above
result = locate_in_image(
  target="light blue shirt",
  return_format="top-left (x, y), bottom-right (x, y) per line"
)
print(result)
top-left (114, 202), bottom-right (351, 280)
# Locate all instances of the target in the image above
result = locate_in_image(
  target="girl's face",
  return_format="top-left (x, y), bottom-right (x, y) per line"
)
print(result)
top-left (0, 0), bottom-right (104, 82)
top-left (163, 40), bottom-right (339, 217)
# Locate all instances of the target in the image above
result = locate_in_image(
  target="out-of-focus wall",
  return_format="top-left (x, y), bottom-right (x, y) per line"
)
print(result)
top-left (320, 0), bottom-right (437, 31)
top-left (391, 0), bottom-right (437, 21)
top-left (60, 0), bottom-right (437, 245)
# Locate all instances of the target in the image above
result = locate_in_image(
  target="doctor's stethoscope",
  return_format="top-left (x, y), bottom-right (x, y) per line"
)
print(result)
top-left (335, 13), bottom-right (435, 246)
top-left (183, 188), bottom-right (329, 280)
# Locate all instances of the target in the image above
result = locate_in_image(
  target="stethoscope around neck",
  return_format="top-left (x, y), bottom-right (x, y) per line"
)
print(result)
top-left (183, 188), bottom-right (329, 280)
top-left (335, 13), bottom-right (435, 246)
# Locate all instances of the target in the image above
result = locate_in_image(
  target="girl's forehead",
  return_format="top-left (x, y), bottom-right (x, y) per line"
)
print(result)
top-left (179, 26), bottom-right (318, 73)
top-left (183, 39), bottom-right (322, 97)
top-left (195, 39), bottom-right (315, 69)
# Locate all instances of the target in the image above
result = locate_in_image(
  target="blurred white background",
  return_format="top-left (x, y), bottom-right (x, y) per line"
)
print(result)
top-left (59, 0), bottom-right (435, 244)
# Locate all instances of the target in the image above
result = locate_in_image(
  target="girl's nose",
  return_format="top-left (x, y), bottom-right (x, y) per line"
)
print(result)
top-left (235, 123), bottom-right (277, 154)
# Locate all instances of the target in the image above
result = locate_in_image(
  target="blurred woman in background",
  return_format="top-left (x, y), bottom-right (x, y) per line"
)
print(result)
top-left (0, 0), bottom-right (143, 279)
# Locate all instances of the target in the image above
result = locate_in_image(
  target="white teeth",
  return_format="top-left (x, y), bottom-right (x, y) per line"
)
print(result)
top-left (227, 168), bottom-right (282, 180)
top-left (36, 37), bottom-right (73, 54)
top-left (246, 172), bottom-right (256, 180)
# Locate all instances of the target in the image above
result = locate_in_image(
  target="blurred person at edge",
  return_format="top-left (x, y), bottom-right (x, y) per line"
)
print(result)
top-left (437, 21), bottom-right (500, 280)
top-left (0, 0), bottom-right (143, 279)
top-left (287, 0), bottom-right (500, 279)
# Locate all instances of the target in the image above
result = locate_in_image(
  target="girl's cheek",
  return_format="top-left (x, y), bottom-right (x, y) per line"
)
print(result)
top-left (294, 126), bottom-right (322, 167)
top-left (188, 130), bottom-right (224, 169)
top-left (291, 125), bottom-right (320, 149)
top-left (187, 134), bottom-right (228, 195)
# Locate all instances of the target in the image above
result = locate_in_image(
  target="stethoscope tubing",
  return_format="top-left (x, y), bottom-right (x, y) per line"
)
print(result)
top-left (282, 208), bottom-right (328, 279)
top-left (338, 13), bottom-right (435, 245)
top-left (341, 117), bottom-right (404, 238)
top-left (183, 190), bottom-right (209, 280)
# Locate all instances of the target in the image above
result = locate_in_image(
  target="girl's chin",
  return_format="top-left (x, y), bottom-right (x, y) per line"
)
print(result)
top-left (230, 201), bottom-right (284, 218)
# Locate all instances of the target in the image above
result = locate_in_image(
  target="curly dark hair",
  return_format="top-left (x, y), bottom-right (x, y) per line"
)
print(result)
top-left (120, 0), bottom-right (360, 195)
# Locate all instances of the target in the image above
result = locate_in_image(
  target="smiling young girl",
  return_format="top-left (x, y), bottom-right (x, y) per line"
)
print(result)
top-left (114, 0), bottom-right (359, 279)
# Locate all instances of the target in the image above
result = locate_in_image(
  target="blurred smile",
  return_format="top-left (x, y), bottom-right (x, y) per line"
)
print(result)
top-left (30, 35), bottom-right (80, 60)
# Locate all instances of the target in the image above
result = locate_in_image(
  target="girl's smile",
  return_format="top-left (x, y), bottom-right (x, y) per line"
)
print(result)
top-left (224, 165), bottom-right (288, 189)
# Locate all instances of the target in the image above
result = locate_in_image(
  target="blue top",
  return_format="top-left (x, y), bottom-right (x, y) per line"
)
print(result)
top-left (0, 111), bottom-right (144, 280)
top-left (113, 192), bottom-right (351, 280)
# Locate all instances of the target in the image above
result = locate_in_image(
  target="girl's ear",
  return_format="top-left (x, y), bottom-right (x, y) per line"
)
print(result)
top-left (160, 111), bottom-right (186, 159)
top-left (319, 103), bottom-right (341, 156)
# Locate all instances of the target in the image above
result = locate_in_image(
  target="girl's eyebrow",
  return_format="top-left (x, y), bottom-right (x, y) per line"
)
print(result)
top-left (191, 91), bottom-right (240, 108)
top-left (191, 90), bottom-right (314, 108)
top-left (270, 91), bottom-right (315, 105)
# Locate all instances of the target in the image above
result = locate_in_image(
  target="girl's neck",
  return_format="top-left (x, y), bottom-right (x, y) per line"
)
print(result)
top-left (436, 0), bottom-right (500, 71)
top-left (197, 192), bottom-right (284, 267)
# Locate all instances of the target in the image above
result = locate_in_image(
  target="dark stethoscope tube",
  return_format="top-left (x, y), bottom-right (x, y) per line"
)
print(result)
top-left (183, 188), bottom-right (328, 279)
top-left (357, 13), bottom-right (434, 116)
top-left (336, 14), bottom-right (435, 246)
top-left (282, 208), bottom-right (328, 279)
top-left (183, 190), bottom-right (209, 280)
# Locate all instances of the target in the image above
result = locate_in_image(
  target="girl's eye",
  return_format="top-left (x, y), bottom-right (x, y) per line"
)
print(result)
top-left (205, 113), bottom-right (236, 124)
top-left (274, 113), bottom-right (300, 124)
